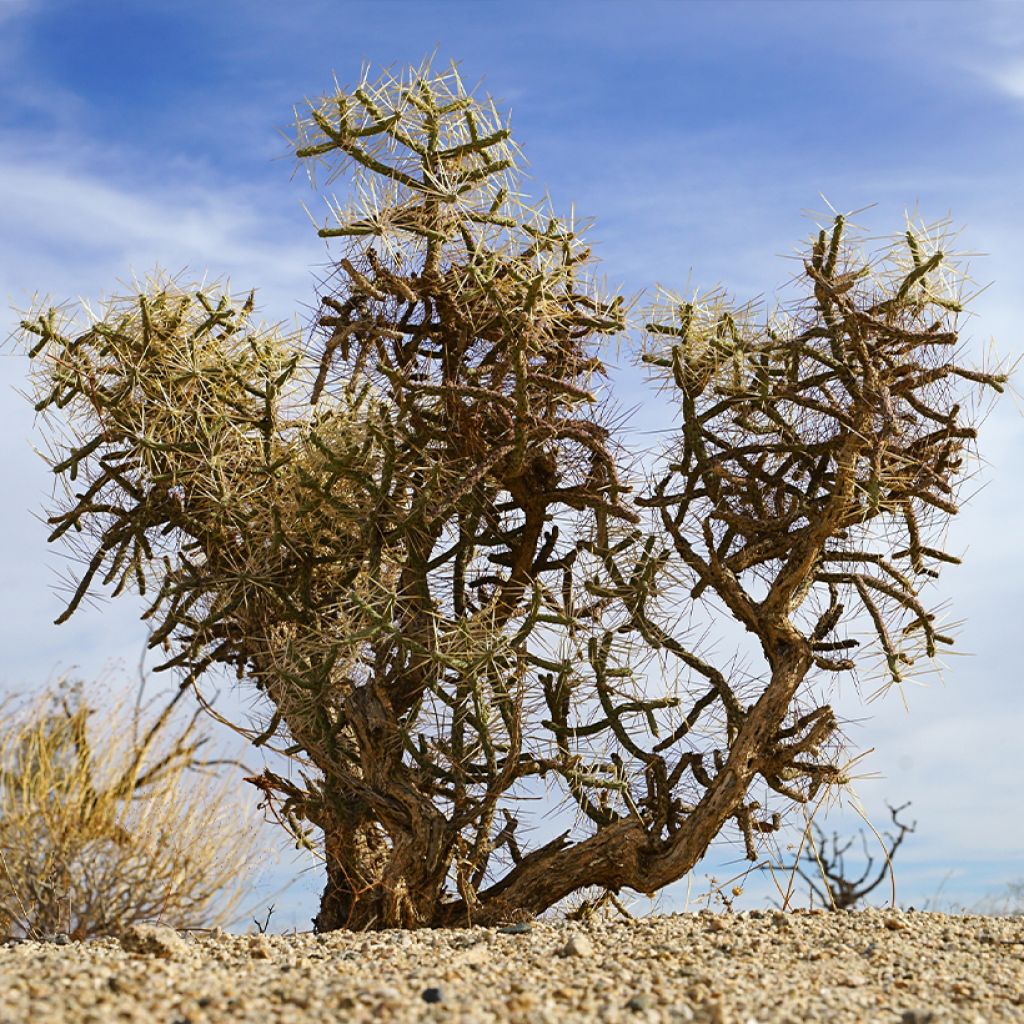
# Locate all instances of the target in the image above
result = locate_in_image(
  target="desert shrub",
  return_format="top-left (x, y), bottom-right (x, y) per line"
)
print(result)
top-left (761, 801), bottom-right (916, 910)
top-left (10, 58), bottom-right (1008, 930)
top-left (0, 674), bottom-right (266, 940)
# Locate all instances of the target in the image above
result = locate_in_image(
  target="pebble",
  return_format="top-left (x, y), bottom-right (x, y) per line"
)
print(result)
top-left (0, 910), bottom-right (1018, 1022)
top-left (561, 932), bottom-right (594, 957)
top-left (117, 923), bottom-right (190, 959)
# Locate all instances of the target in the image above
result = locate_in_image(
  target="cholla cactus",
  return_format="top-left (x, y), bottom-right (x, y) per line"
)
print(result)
top-left (12, 58), bottom-right (1007, 930)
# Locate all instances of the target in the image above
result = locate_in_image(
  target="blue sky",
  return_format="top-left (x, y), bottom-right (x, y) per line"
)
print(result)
top-left (2, 0), bottom-right (1023, 930)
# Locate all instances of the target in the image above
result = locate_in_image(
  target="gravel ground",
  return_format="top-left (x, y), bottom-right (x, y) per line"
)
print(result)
top-left (1, 908), bottom-right (1022, 1023)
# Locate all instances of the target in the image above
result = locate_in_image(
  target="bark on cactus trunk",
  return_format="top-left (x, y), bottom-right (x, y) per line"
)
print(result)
top-left (314, 825), bottom-right (453, 931)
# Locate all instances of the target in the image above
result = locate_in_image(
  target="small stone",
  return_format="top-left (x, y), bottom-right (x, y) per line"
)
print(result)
top-left (695, 1001), bottom-right (727, 1024)
top-left (885, 916), bottom-right (908, 931)
top-left (118, 924), bottom-right (189, 959)
top-left (498, 922), bottom-right (532, 934)
top-left (371, 986), bottom-right (404, 1010)
top-left (626, 993), bottom-right (650, 1012)
top-left (422, 986), bottom-right (444, 1003)
top-left (901, 1012), bottom-right (935, 1024)
top-left (248, 935), bottom-right (273, 959)
top-left (561, 932), bottom-right (594, 957)
top-left (457, 943), bottom-right (489, 966)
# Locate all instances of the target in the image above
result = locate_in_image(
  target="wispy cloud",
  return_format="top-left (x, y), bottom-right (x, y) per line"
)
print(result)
top-left (0, 137), bottom-right (322, 327)
top-left (977, 60), bottom-right (1024, 102)
top-left (948, 2), bottom-right (1024, 105)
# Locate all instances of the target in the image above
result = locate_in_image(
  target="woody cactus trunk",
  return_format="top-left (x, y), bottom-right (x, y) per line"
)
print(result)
top-left (14, 61), bottom-right (1006, 930)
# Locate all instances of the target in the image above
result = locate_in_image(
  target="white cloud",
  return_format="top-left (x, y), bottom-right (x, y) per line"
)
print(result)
top-left (995, 62), bottom-right (1024, 100)
top-left (969, 59), bottom-right (1024, 103)
top-left (0, 145), bottom-right (321, 327)
top-left (949, 1), bottom-right (1024, 104)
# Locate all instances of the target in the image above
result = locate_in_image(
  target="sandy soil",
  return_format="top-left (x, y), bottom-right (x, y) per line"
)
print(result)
top-left (1, 908), bottom-right (1022, 1023)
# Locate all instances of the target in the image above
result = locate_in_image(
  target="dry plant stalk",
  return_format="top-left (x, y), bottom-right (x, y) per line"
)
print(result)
top-left (11, 59), bottom-right (1007, 930)
top-left (0, 676), bottom-right (264, 940)
top-left (768, 801), bottom-right (916, 910)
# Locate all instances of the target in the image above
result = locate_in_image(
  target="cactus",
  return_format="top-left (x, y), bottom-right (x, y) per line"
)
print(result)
top-left (11, 58), bottom-right (1007, 930)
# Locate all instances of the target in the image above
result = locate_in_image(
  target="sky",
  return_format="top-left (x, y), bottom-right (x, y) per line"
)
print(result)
top-left (1, 0), bottom-right (1023, 931)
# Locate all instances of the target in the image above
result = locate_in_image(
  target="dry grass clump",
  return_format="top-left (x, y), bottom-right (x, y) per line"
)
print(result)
top-left (0, 673), bottom-right (268, 941)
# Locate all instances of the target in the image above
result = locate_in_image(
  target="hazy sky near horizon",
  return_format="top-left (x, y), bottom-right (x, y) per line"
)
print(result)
top-left (1, 0), bottom-right (1023, 930)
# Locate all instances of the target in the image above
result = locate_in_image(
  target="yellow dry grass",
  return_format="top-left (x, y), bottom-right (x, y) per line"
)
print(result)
top-left (0, 674), bottom-right (271, 940)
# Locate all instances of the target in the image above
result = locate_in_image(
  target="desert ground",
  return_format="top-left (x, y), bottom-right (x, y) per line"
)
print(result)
top-left (1, 908), bottom-right (1022, 1023)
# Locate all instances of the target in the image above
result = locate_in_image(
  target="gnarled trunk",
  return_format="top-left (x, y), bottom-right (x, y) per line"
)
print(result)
top-left (313, 821), bottom-right (389, 932)
top-left (313, 807), bottom-right (455, 931)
